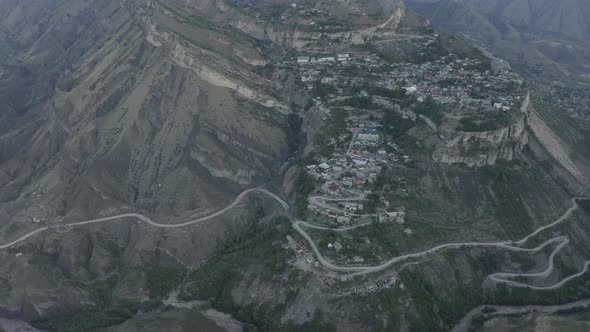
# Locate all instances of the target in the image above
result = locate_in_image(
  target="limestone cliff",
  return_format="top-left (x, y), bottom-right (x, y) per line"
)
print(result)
top-left (433, 94), bottom-right (531, 167)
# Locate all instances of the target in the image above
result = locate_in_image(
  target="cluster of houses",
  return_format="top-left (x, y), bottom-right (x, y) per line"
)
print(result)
top-left (302, 118), bottom-right (409, 224)
top-left (380, 56), bottom-right (523, 114)
top-left (280, 27), bottom-right (529, 277)
top-left (359, 274), bottom-right (399, 293)
top-left (306, 156), bottom-right (381, 195)
top-left (295, 52), bottom-right (384, 97)
top-left (538, 84), bottom-right (590, 121)
top-left (348, 121), bottom-right (410, 162)
top-left (286, 234), bottom-right (320, 267)
top-left (297, 53), bottom-right (351, 64)
top-left (295, 47), bottom-right (523, 120)
top-left (383, 207), bottom-right (406, 224)
top-left (288, 42), bottom-right (525, 263)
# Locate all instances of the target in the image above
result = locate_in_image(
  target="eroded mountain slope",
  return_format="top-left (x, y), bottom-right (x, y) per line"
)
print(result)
top-left (0, 0), bottom-right (298, 228)
top-left (0, 0), bottom-right (302, 319)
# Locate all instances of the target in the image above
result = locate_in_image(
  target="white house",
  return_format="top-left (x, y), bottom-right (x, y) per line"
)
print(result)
top-left (318, 56), bottom-right (336, 63)
top-left (404, 85), bottom-right (417, 93)
top-left (297, 56), bottom-right (310, 64)
top-left (337, 54), bottom-right (350, 61)
top-left (357, 129), bottom-right (380, 142)
top-left (352, 158), bottom-right (368, 166)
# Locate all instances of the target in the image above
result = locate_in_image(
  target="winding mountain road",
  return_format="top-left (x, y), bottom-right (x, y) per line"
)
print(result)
top-left (0, 188), bottom-right (287, 250)
top-left (488, 236), bottom-right (570, 287)
top-left (0, 187), bottom-right (588, 290)
top-left (451, 298), bottom-right (590, 332)
top-left (295, 197), bottom-right (590, 286)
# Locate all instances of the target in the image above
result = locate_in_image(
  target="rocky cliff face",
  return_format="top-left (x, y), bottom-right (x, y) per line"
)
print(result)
top-left (433, 94), bottom-right (531, 167)
top-left (0, 0), bottom-right (300, 316)
top-left (0, 0), bottom-right (297, 224)
top-left (288, 1), bottom-right (407, 50)
top-left (0, 0), bottom-right (418, 318)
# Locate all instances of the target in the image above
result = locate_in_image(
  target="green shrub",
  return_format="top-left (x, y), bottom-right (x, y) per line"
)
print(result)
top-left (146, 267), bottom-right (184, 298)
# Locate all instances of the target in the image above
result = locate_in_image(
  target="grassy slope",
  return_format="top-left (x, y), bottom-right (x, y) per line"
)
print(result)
top-left (531, 87), bottom-right (590, 174)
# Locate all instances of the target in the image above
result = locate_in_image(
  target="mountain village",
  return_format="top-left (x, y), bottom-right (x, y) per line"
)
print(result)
top-left (283, 30), bottom-right (527, 278)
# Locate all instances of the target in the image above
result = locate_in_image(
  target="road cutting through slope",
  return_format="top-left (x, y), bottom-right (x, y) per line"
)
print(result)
top-left (0, 188), bottom-right (588, 289)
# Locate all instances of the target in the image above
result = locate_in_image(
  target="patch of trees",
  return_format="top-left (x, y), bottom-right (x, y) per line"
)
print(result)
top-left (401, 270), bottom-right (481, 331)
top-left (185, 216), bottom-right (292, 306)
top-left (146, 267), bottom-right (184, 298)
top-left (457, 111), bottom-right (512, 132)
top-left (295, 171), bottom-right (315, 218)
top-left (381, 110), bottom-right (416, 139)
top-left (464, 61), bottom-right (492, 73)
top-left (31, 300), bottom-right (160, 332)
top-left (578, 199), bottom-right (590, 214)
top-left (312, 80), bottom-right (338, 98)
top-left (332, 96), bottom-right (373, 108)
top-left (183, 216), bottom-right (337, 331)
top-left (439, 33), bottom-right (492, 73)
top-left (314, 109), bottom-right (347, 157)
top-left (408, 38), bottom-right (449, 64)
top-left (413, 95), bottom-right (444, 125)
top-left (363, 192), bottom-right (380, 213)
top-left (366, 86), bottom-right (409, 100)
top-left (438, 78), bottom-right (461, 87)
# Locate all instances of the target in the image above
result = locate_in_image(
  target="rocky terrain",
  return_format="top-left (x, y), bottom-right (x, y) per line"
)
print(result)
top-left (0, 0), bottom-right (305, 323)
top-left (407, 0), bottom-right (590, 184)
top-left (433, 92), bottom-right (529, 168)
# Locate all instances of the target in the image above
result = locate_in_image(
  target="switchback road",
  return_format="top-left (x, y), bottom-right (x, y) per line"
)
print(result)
top-left (0, 188), bottom-right (588, 290)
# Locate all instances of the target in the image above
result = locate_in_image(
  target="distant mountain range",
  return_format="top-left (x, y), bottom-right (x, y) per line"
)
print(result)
top-left (407, 0), bottom-right (590, 80)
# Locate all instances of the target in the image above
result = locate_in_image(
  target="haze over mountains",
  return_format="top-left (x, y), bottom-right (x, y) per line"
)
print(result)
top-left (408, 0), bottom-right (590, 78)
top-left (407, 0), bottom-right (590, 183)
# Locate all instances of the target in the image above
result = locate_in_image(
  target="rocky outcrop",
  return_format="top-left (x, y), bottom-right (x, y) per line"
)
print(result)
top-left (433, 94), bottom-right (531, 167)
top-left (0, 0), bottom-right (298, 223)
top-left (137, 1), bottom-right (289, 113)
top-left (286, 2), bottom-right (407, 50)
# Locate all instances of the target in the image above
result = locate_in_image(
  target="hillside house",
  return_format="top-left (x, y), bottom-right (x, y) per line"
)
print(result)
top-left (337, 216), bottom-right (351, 224)
top-left (354, 176), bottom-right (367, 186)
top-left (385, 207), bottom-right (406, 223)
top-left (357, 128), bottom-right (380, 143)
top-left (297, 56), bottom-right (310, 64)
top-left (337, 54), bottom-right (350, 61)
top-left (318, 56), bottom-right (336, 63)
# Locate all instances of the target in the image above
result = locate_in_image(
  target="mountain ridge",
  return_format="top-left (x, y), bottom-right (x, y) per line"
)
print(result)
top-left (408, 0), bottom-right (590, 78)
